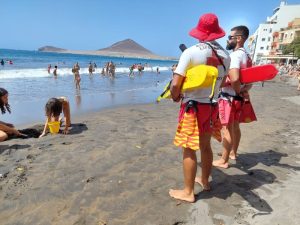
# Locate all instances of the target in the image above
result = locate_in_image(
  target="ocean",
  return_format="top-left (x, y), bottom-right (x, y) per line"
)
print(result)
top-left (0, 49), bottom-right (177, 125)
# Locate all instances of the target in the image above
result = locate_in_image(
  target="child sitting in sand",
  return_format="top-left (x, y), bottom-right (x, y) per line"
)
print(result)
top-left (39, 97), bottom-right (71, 137)
top-left (0, 88), bottom-right (26, 141)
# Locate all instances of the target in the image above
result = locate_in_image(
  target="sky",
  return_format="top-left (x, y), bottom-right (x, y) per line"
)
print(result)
top-left (1, 0), bottom-right (300, 57)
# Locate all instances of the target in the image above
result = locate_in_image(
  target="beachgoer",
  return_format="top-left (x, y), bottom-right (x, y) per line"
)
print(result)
top-left (156, 67), bottom-right (160, 74)
top-left (129, 64), bottom-right (135, 76)
top-left (169, 13), bottom-right (230, 203)
top-left (213, 25), bottom-right (253, 168)
top-left (0, 59), bottom-right (4, 66)
top-left (101, 67), bottom-right (105, 75)
top-left (94, 62), bottom-right (97, 69)
top-left (109, 61), bottom-right (116, 77)
top-left (53, 65), bottom-right (58, 77)
top-left (72, 63), bottom-right (81, 89)
top-left (39, 97), bottom-right (71, 137)
top-left (8, 60), bottom-right (13, 65)
top-left (88, 62), bottom-right (93, 75)
top-left (137, 63), bottom-right (143, 75)
top-left (0, 88), bottom-right (26, 141)
top-left (47, 64), bottom-right (51, 74)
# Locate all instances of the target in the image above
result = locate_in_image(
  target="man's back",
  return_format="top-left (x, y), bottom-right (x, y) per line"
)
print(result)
top-left (174, 41), bottom-right (230, 103)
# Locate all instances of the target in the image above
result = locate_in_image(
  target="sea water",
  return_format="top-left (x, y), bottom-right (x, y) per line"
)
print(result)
top-left (0, 49), bottom-right (176, 125)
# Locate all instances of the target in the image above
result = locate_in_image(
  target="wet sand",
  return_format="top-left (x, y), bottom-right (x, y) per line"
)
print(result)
top-left (0, 76), bottom-right (300, 225)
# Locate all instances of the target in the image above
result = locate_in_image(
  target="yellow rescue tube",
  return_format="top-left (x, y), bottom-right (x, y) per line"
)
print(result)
top-left (157, 65), bottom-right (218, 102)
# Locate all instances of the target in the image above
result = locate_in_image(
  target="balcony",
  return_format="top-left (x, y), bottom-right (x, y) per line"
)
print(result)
top-left (273, 32), bottom-right (279, 37)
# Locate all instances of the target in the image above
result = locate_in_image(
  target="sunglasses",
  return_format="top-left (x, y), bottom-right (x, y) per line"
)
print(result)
top-left (228, 34), bottom-right (243, 40)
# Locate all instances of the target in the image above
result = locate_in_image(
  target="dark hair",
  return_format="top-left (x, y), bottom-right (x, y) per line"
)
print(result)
top-left (0, 88), bottom-right (11, 114)
top-left (231, 25), bottom-right (249, 40)
top-left (45, 98), bottom-right (62, 117)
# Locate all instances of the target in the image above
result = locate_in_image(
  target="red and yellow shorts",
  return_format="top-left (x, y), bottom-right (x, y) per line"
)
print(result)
top-left (174, 101), bottom-right (221, 151)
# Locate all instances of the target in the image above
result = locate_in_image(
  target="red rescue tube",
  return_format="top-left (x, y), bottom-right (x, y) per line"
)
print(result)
top-left (240, 64), bottom-right (278, 84)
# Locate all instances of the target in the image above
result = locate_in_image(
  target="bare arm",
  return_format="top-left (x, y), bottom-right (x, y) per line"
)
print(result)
top-left (170, 74), bottom-right (185, 102)
top-left (39, 117), bottom-right (49, 138)
top-left (0, 123), bottom-right (22, 136)
top-left (62, 100), bottom-right (71, 134)
top-left (220, 75), bottom-right (228, 88)
top-left (229, 68), bottom-right (241, 94)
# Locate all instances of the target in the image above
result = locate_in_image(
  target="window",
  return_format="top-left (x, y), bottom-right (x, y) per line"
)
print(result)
top-left (269, 28), bottom-right (272, 33)
top-left (262, 38), bottom-right (266, 41)
top-left (284, 34), bottom-right (287, 38)
top-left (260, 47), bottom-right (264, 50)
top-left (266, 46), bottom-right (269, 50)
top-left (268, 37), bottom-right (271, 41)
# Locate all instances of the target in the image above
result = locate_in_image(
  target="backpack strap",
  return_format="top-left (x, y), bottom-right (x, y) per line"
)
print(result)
top-left (237, 48), bottom-right (253, 67)
top-left (205, 42), bottom-right (226, 71)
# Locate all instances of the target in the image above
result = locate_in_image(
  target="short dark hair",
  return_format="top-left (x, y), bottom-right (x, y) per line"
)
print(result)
top-left (231, 26), bottom-right (249, 40)
top-left (45, 98), bottom-right (62, 117)
top-left (0, 88), bottom-right (10, 114)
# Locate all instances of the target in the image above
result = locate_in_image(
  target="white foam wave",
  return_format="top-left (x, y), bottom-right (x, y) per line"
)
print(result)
top-left (0, 66), bottom-right (171, 79)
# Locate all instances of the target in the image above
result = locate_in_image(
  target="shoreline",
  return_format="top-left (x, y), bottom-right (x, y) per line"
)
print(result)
top-left (1, 78), bottom-right (300, 224)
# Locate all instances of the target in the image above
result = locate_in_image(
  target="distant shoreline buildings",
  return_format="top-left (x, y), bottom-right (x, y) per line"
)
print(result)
top-left (248, 1), bottom-right (300, 64)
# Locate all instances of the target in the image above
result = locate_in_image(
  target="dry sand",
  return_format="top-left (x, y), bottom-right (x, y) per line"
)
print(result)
top-left (0, 76), bottom-right (299, 225)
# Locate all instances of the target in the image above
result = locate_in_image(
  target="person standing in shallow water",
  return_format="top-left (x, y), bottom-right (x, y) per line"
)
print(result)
top-left (53, 65), bottom-right (58, 77)
top-left (72, 62), bottom-right (81, 89)
top-left (0, 59), bottom-right (4, 66)
top-left (47, 64), bottom-right (51, 74)
top-left (169, 13), bottom-right (230, 203)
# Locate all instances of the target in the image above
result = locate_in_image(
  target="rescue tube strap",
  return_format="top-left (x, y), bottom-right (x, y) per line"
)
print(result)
top-left (205, 43), bottom-right (226, 72)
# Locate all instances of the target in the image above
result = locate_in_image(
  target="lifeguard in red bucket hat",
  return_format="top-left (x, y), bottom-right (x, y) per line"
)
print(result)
top-left (169, 13), bottom-right (230, 202)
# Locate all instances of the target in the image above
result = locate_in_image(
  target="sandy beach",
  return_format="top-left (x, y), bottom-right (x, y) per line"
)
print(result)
top-left (0, 76), bottom-right (300, 225)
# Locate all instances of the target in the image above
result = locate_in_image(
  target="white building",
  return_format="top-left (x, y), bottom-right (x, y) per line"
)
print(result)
top-left (249, 1), bottom-right (300, 63)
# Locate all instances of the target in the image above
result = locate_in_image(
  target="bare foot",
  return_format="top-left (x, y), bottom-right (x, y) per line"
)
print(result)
top-left (229, 152), bottom-right (237, 160)
top-left (213, 159), bottom-right (229, 169)
top-left (169, 189), bottom-right (195, 203)
top-left (195, 177), bottom-right (210, 191)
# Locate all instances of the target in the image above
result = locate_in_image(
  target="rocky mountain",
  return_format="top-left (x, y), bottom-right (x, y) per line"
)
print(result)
top-left (98, 39), bottom-right (153, 55)
top-left (37, 39), bottom-right (171, 59)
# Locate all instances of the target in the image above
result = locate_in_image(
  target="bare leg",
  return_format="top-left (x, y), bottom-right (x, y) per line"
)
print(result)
top-left (213, 124), bottom-right (233, 169)
top-left (230, 122), bottom-right (240, 160)
top-left (195, 133), bottom-right (212, 190)
top-left (0, 130), bottom-right (8, 142)
top-left (169, 148), bottom-right (196, 203)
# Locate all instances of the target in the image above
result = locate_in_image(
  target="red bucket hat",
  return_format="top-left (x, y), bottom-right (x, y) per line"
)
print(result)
top-left (189, 13), bottom-right (225, 41)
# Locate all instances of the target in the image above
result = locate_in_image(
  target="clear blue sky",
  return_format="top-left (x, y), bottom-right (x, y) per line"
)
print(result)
top-left (1, 0), bottom-right (299, 57)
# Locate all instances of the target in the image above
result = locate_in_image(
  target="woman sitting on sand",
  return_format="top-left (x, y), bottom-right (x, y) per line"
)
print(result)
top-left (0, 88), bottom-right (26, 141)
top-left (39, 97), bottom-right (71, 137)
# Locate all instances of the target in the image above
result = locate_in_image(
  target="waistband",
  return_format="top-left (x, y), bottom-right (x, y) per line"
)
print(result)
top-left (219, 92), bottom-right (244, 102)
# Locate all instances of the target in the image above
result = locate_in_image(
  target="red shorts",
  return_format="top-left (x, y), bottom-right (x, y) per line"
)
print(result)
top-left (218, 98), bottom-right (242, 126)
top-left (178, 102), bottom-right (218, 134)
